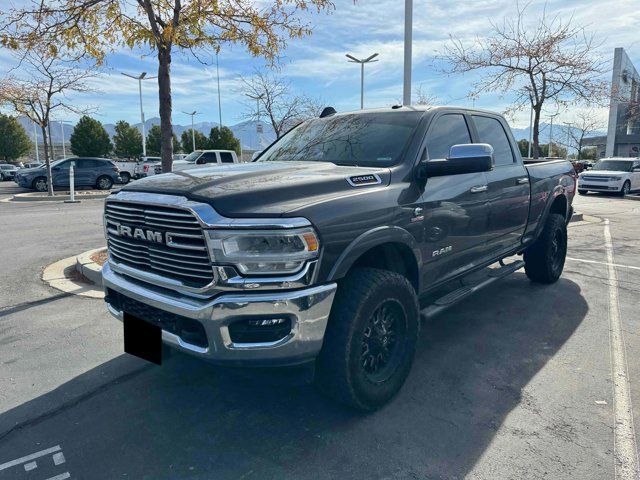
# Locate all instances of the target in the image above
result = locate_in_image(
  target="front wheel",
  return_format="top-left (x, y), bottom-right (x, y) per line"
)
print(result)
top-left (315, 268), bottom-right (420, 411)
top-left (33, 177), bottom-right (48, 192)
top-left (96, 175), bottom-right (113, 190)
top-left (620, 181), bottom-right (631, 197)
top-left (523, 213), bottom-right (567, 284)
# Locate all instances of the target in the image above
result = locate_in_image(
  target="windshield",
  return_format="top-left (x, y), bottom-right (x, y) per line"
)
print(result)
top-left (182, 151), bottom-right (201, 163)
top-left (593, 160), bottom-right (633, 172)
top-left (257, 112), bottom-right (422, 167)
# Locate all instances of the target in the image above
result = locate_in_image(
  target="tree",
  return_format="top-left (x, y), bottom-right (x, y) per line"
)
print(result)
top-left (0, 46), bottom-right (95, 195)
top-left (0, 114), bottom-right (32, 161)
top-left (70, 115), bottom-right (112, 157)
top-left (558, 111), bottom-right (605, 159)
top-left (2, 0), bottom-right (334, 174)
top-left (240, 70), bottom-right (324, 139)
top-left (181, 129), bottom-right (210, 154)
top-left (517, 139), bottom-right (530, 158)
top-left (209, 126), bottom-right (240, 155)
top-left (441, 4), bottom-right (608, 158)
top-left (113, 120), bottom-right (143, 159)
top-left (146, 125), bottom-right (179, 156)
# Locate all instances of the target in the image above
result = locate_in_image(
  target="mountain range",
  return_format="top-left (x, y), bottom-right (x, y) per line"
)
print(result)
top-left (17, 116), bottom-right (605, 152)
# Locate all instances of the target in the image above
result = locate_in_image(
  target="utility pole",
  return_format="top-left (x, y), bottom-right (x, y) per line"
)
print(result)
top-left (246, 93), bottom-right (265, 147)
top-left (403, 0), bottom-right (413, 105)
top-left (183, 111), bottom-right (198, 152)
top-left (548, 111), bottom-right (560, 157)
top-left (346, 53), bottom-right (379, 109)
top-left (122, 72), bottom-right (157, 157)
top-left (528, 106), bottom-right (534, 158)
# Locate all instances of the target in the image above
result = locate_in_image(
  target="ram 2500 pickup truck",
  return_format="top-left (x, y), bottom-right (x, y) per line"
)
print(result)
top-left (102, 106), bottom-right (576, 410)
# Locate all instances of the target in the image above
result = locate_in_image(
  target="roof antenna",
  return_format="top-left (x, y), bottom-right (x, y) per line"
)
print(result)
top-left (320, 106), bottom-right (337, 118)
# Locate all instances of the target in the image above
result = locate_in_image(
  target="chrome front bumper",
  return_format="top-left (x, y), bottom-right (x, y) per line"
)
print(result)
top-left (102, 263), bottom-right (337, 366)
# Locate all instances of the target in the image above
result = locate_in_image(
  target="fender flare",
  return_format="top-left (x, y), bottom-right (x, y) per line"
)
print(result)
top-left (535, 186), bottom-right (568, 237)
top-left (327, 226), bottom-right (422, 286)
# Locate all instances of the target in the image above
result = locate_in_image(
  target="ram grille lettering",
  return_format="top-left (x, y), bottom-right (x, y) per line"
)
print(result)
top-left (116, 224), bottom-right (164, 244)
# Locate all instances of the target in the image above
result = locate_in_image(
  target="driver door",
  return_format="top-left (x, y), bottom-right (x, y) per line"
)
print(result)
top-left (52, 160), bottom-right (73, 187)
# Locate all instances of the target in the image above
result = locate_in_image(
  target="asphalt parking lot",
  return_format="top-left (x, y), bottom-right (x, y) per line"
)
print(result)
top-left (1, 181), bottom-right (640, 479)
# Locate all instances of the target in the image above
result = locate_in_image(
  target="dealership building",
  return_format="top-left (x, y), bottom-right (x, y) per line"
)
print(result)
top-left (583, 48), bottom-right (640, 158)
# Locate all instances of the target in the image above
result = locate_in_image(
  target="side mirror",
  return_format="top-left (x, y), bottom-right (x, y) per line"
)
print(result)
top-left (196, 158), bottom-right (206, 165)
top-left (420, 144), bottom-right (493, 178)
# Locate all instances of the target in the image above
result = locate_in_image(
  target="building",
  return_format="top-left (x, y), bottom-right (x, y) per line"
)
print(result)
top-left (583, 48), bottom-right (640, 158)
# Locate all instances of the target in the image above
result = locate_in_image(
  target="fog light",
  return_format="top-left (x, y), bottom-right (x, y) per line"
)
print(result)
top-left (247, 318), bottom-right (287, 327)
top-left (229, 317), bottom-right (292, 344)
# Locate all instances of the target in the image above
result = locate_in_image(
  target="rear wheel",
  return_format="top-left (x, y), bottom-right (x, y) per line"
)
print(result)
top-left (620, 181), bottom-right (631, 197)
top-left (523, 213), bottom-right (567, 284)
top-left (315, 268), bottom-right (419, 411)
top-left (578, 189), bottom-right (588, 195)
top-left (96, 175), bottom-right (113, 190)
top-left (120, 172), bottom-right (130, 183)
top-left (33, 177), bottom-right (48, 192)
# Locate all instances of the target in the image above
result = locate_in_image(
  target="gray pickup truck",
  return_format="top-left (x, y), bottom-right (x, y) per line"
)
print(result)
top-left (102, 106), bottom-right (576, 410)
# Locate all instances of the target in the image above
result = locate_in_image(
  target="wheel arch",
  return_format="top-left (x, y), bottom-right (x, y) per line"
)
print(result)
top-left (327, 226), bottom-right (422, 293)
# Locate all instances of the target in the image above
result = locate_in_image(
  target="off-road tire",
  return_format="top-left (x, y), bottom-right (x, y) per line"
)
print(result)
top-left (96, 175), bottom-right (113, 190)
top-left (315, 268), bottom-right (420, 411)
top-left (524, 213), bottom-right (567, 284)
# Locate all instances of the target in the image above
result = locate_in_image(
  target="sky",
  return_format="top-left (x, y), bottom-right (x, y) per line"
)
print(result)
top-left (1, 0), bottom-right (639, 130)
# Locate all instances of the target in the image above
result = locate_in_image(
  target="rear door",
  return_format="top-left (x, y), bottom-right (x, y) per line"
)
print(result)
top-left (418, 112), bottom-right (491, 288)
top-left (75, 159), bottom-right (97, 186)
top-left (219, 151), bottom-right (235, 164)
top-left (471, 114), bottom-right (530, 256)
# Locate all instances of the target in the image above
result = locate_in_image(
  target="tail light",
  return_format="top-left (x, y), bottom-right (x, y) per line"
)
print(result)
top-left (143, 164), bottom-right (150, 172)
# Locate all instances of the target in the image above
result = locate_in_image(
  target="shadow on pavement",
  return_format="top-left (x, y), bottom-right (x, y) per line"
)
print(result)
top-left (0, 273), bottom-right (588, 479)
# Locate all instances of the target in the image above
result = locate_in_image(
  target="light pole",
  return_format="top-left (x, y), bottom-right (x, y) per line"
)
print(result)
top-left (346, 53), bottom-right (379, 109)
top-left (32, 121), bottom-right (39, 162)
top-left (58, 120), bottom-right (72, 158)
top-left (246, 93), bottom-right (265, 148)
top-left (403, 0), bottom-right (413, 105)
top-left (216, 52), bottom-right (223, 128)
top-left (183, 111), bottom-right (198, 152)
top-left (548, 111), bottom-right (560, 157)
top-left (121, 71), bottom-right (156, 157)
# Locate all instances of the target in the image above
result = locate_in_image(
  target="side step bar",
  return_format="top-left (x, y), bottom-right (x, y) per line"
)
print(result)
top-left (421, 260), bottom-right (525, 321)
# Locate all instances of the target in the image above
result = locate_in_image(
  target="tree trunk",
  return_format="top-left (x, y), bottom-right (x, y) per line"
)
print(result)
top-left (157, 45), bottom-right (173, 173)
top-left (532, 106), bottom-right (542, 159)
top-left (41, 124), bottom-right (54, 196)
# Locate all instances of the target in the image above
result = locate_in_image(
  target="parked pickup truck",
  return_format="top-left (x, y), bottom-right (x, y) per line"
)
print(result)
top-left (102, 106), bottom-right (576, 410)
top-left (153, 149), bottom-right (239, 174)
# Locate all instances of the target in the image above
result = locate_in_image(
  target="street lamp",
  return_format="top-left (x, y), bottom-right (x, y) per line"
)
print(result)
top-left (183, 110), bottom-right (199, 152)
top-left (346, 53), bottom-right (379, 109)
top-left (121, 71), bottom-right (157, 157)
top-left (216, 52), bottom-right (223, 128)
top-left (32, 121), bottom-right (39, 162)
top-left (548, 110), bottom-right (561, 158)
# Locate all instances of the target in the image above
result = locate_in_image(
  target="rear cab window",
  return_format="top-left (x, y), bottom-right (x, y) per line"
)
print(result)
top-left (471, 115), bottom-right (515, 166)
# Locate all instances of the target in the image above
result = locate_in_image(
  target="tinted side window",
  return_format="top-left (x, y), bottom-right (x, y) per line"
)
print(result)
top-left (426, 114), bottom-right (472, 160)
top-left (201, 152), bottom-right (217, 163)
top-left (78, 159), bottom-right (101, 168)
top-left (472, 116), bottom-right (515, 166)
top-left (219, 152), bottom-right (234, 163)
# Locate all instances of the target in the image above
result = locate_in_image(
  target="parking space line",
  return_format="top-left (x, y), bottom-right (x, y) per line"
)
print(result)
top-left (44, 473), bottom-right (70, 480)
top-left (566, 257), bottom-right (640, 271)
top-left (0, 445), bottom-right (61, 471)
top-left (604, 219), bottom-right (640, 479)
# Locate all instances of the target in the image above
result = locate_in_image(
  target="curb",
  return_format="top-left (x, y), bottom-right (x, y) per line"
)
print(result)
top-left (42, 255), bottom-right (104, 299)
top-left (570, 212), bottom-right (584, 223)
top-left (625, 194), bottom-right (640, 202)
top-left (12, 190), bottom-right (117, 202)
top-left (75, 248), bottom-right (106, 286)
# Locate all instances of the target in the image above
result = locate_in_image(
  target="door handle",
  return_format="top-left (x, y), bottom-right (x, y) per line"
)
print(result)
top-left (470, 185), bottom-right (488, 193)
top-left (516, 177), bottom-right (529, 185)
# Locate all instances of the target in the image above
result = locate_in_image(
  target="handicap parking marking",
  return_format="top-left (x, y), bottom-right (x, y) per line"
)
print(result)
top-left (0, 445), bottom-right (70, 479)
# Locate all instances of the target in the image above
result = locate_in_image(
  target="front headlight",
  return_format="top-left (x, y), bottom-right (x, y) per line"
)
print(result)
top-left (206, 227), bottom-right (319, 275)
top-left (610, 176), bottom-right (622, 181)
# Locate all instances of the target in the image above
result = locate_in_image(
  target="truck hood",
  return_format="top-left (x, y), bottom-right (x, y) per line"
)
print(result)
top-left (122, 161), bottom-right (391, 217)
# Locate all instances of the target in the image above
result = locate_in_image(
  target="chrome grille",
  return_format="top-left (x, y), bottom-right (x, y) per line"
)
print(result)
top-left (104, 201), bottom-right (213, 287)
top-left (581, 176), bottom-right (610, 182)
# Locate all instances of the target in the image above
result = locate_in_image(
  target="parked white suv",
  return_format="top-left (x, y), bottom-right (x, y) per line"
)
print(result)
top-left (154, 150), bottom-right (238, 174)
top-left (577, 158), bottom-right (640, 196)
